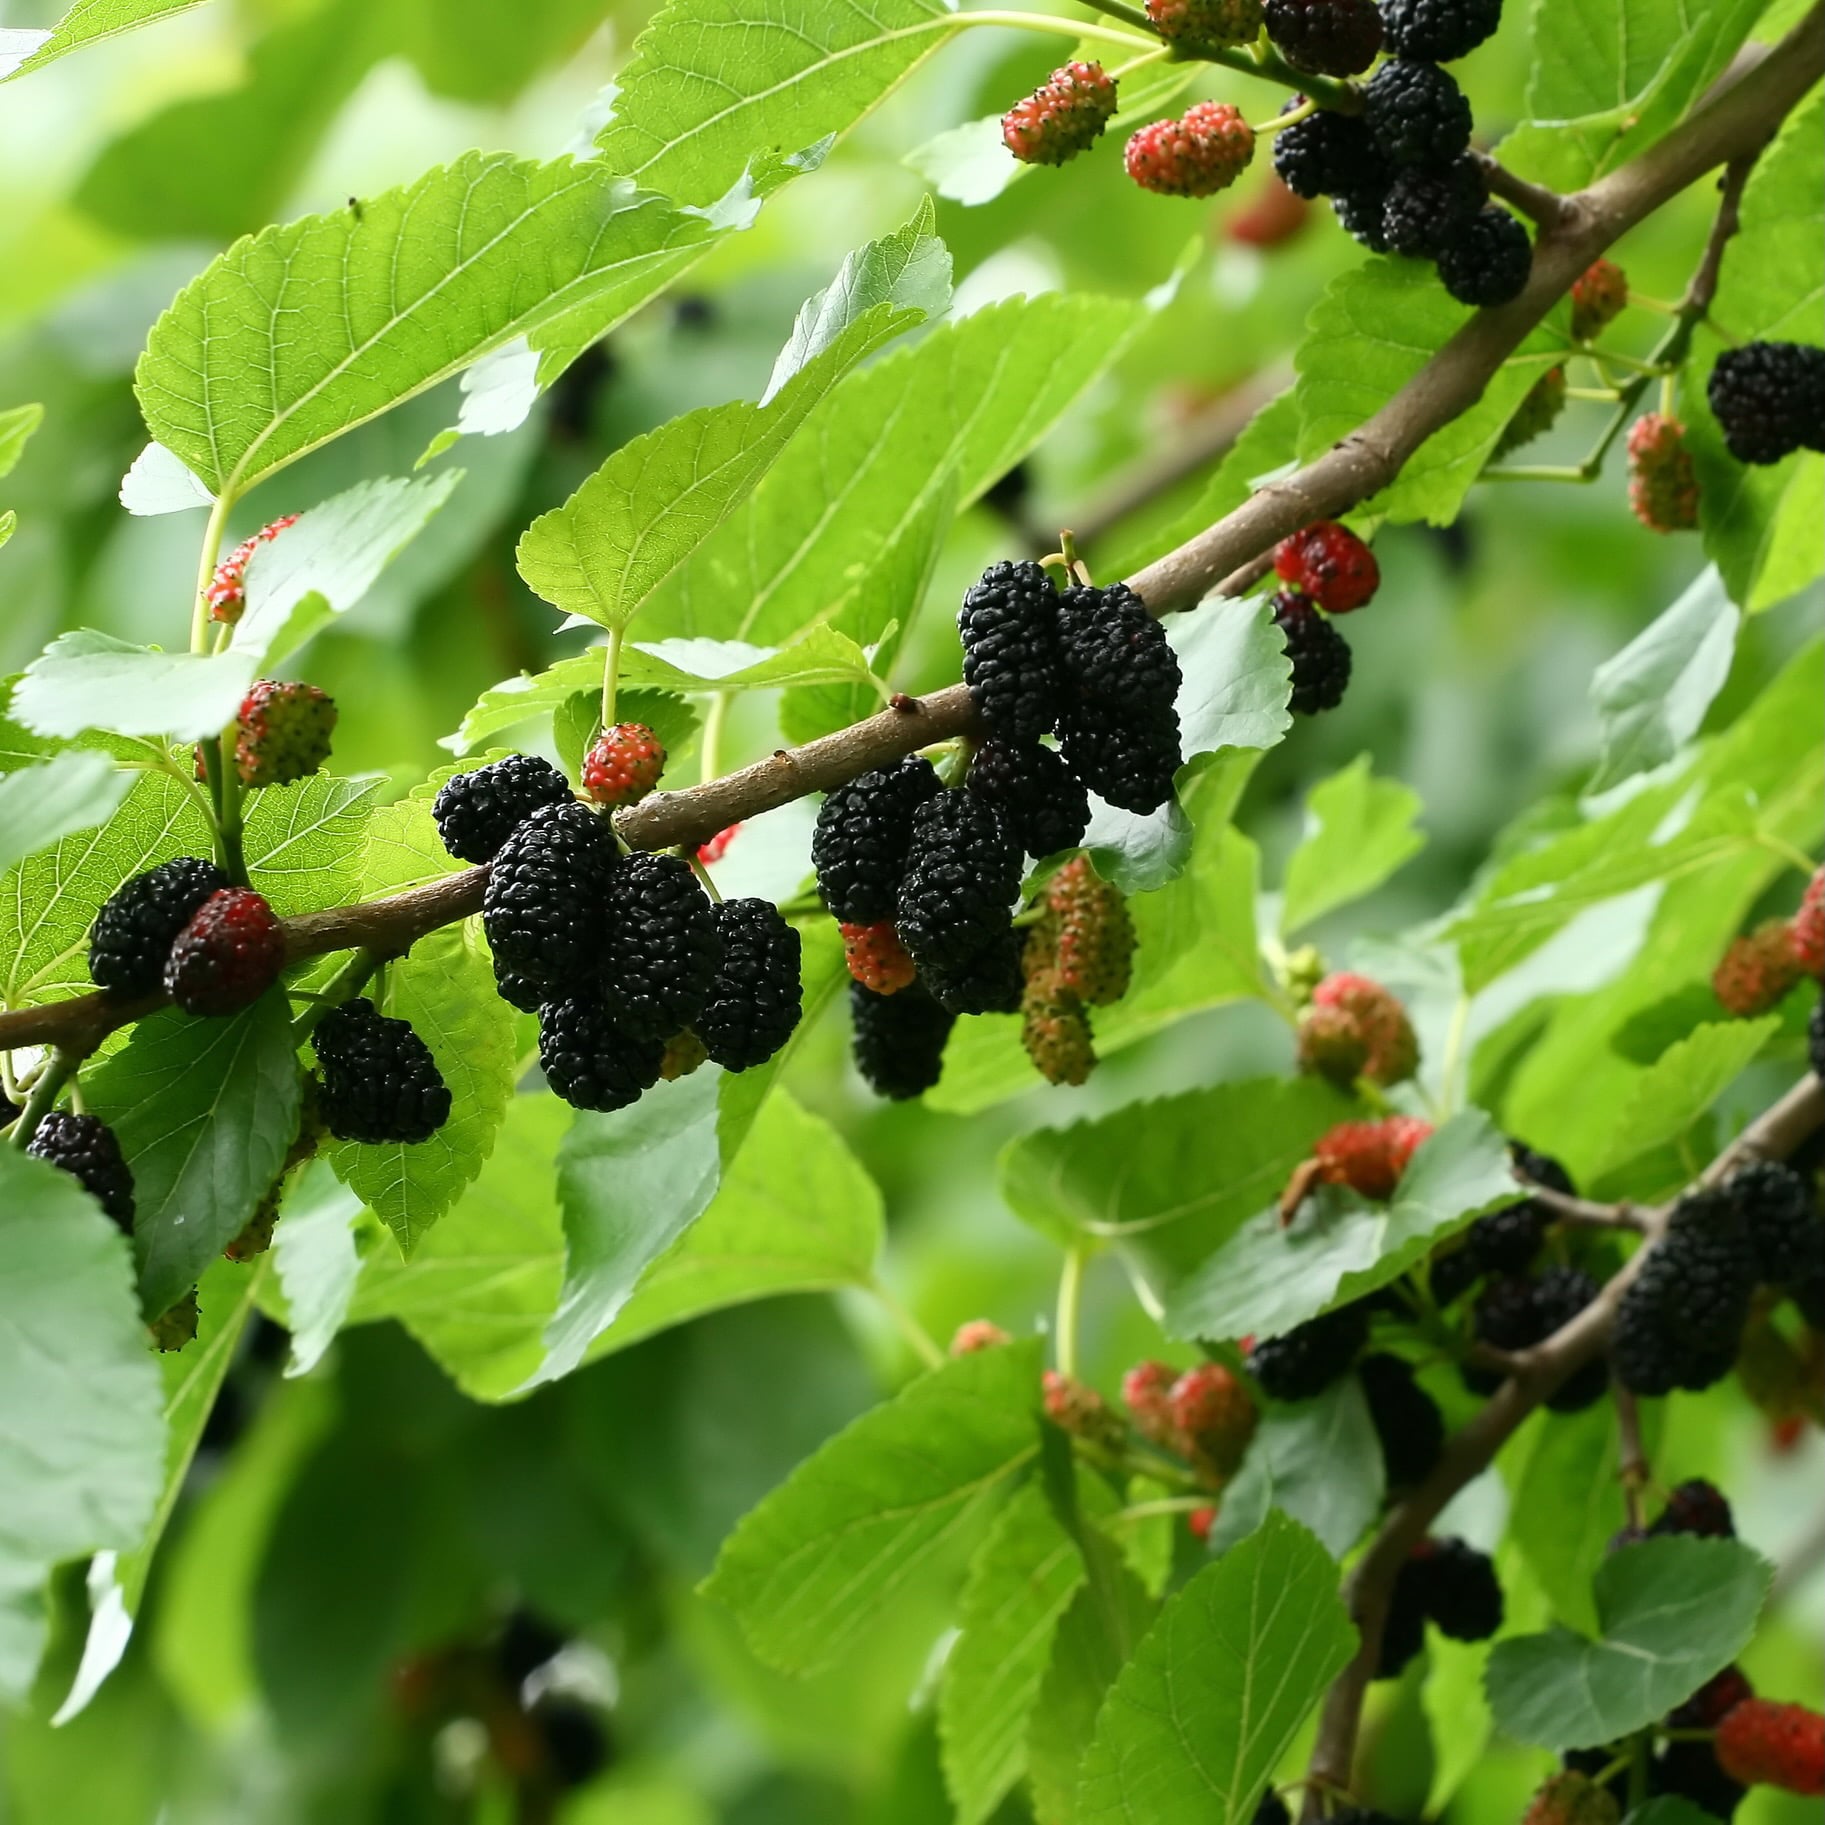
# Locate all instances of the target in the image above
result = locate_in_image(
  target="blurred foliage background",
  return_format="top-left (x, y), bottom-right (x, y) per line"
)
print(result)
top-left (0, 0), bottom-right (1818, 1818)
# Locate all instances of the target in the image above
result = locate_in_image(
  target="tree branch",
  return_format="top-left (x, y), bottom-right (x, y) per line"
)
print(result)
top-left (2, 2), bottom-right (1820, 1065)
top-left (1302, 1071), bottom-right (1825, 1806)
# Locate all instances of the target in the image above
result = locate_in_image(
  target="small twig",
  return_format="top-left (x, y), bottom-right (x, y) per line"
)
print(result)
top-left (1520, 1182), bottom-right (1651, 1232)
top-left (1473, 151), bottom-right (1569, 229)
top-left (1614, 1380), bottom-right (1650, 1529)
top-left (6, 1047), bottom-right (80, 1147)
top-left (866, 1275), bottom-right (945, 1371)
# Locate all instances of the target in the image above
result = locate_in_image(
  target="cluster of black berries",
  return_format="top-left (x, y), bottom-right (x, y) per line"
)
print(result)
top-left (1272, 0), bottom-right (1532, 308)
top-left (1708, 341), bottom-right (1825, 466)
top-left (815, 561), bottom-right (1176, 1101)
top-left (1615, 1160), bottom-right (1825, 1395)
top-left (1378, 1535), bottom-right (1504, 1677)
top-left (437, 755), bottom-right (802, 1114)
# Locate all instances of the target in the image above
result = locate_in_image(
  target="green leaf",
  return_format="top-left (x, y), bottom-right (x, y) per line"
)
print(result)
top-left (1280, 755), bottom-right (1425, 935)
top-left (14, 632), bottom-right (260, 743)
top-left (1165, 1109), bottom-right (1520, 1343)
top-left (135, 151), bottom-right (718, 499)
top-left (1690, 101), bottom-right (1824, 611)
top-left (1074, 1512), bottom-right (1357, 1825)
top-left (516, 206), bottom-right (945, 632)
top-left (1296, 262), bottom-right (1563, 525)
top-left (0, 510), bottom-right (14, 552)
top-left (324, 926), bottom-right (515, 1255)
top-left (621, 630), bottom-right (886, 695)
top-left (0, 402), bottom-right (42, 477)
top-left (940, 1480), bottom-right (1097, 1825)
top-left (1624, 1801), bottom-right (1722, 1825)
top-left (596, 0), bottom-right (960, 207)
top-left (242, 774), bottom-right (377, 918)
top-left (270, 1160), bottom-right (364, 1377)
top-left (1171, 595), bottom-right (1294, 765)
top-left (0, 753), bottom-right (130, 873)
top-left (1421, 1633), bottom-right (1496, 1813)
top-left (1586, 569), bottom-right (1740, 795)
top-left (639, 294), bottom-right (1145, 651)
top-left (85, 998), bottom-right (303, 1318)
top-left (0, 0), bottom-right (201, 82)
top-left (0, 1150), bottom-right (165, 1702)
top-left (1206, 1379), bottom-right (1385, 1560)
top-left (1585, 1017), bottom-right (1778, 1187)
top-left (702, 1339), bottom-right (1044, 1673)
top-left (1000, 1076), bottom-right (1353, 1290)
top-left (1484, 1537), bottom-right (1770, 1751)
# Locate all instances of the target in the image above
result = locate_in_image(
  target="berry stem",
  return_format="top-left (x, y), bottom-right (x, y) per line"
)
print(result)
top-left (1257, 95), bottom-right (1318, 135)
top-left (1755, 834), bottom-right (1821, 878)
top-left (699, 690), bottom-right (730, 786)
top-left (188, 490), bottom-right (235, 655)
top-left (1113, 1494), bottom-right (1213, 1522)
top-left (1478, 464), bottom-right (1597, 484)
top-left (689, 856), bottom-right (724, 903)
top-left (1175, 40), bottom-right (1360, 113)
top-left (1628, 1733), bottom-right (1651, 1813)
top-left (1109, 43), bottom-right (1170, 78)
top-left (290, 949), bottom-right (381, 1043)
top-left (949, 9), bottom-right (1155, 51)
top-left (1565, 385), bottom-right (1624, 402)
top-left (216, 732), bottom-right (249, 884)
top-left (1614, 1381), bottom-right (1650, 1530)
top-left (599, 626), bottom-right (624, 732)
top-left (865, 1275), bottom-right (945, 1371)
top-left (7, 1048), bottom-right (78, 1149)
top-left (1071, 0), bottom-right (1155, 31)
top-left (1054, 1242), bottom-right (1088, 1377)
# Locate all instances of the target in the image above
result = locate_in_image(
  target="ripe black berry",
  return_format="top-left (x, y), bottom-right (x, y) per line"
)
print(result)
top-left (598, 852), bottom-right (722, 1042)
top-left (896, 792), bottom-right (1023, 973)
top-left (538, 992), bottom-right (666, 1111)
top-left (1463, 1200), bottom-right (1548, 1276)
top-left (312, 997), bottom-right (452, 1144)
top-left (1055, 582), bottom-right (1181, 716)
top-left (1264, 0), bottom-right (1383, 74)
top-left (850, 980), bottom-right (955, 1100)
top-left (493, 964), bottom-right (545, 1013)
top-left (1415, 1536), bottom-right (1503, 1640)
top-left (1725, 1159), bottom-right (1820, 1285)
top-left (25, 1110), bottom-right (135, 1230)
top-left (1535, 1266), bottom-right (1606, 1412)
top-left (1249, 1300), bottom-right (1370, 1399)
top-left (1648, 1478), bottom-right (1735, 1539)
top-left (1381, 0), bottom-right (1502, 61)
top-left (528, 1694), bottom-right (611, 1788)
top-left (1272, 102), bottom-right (1388, 199)
top-left (432, 754), bottom-right (572, 865)
top-left (1378, 1561), bottom-right (1430, 1677)
top-left (1359, 1352), bottom-right (1445, 1487)
top-left (1274, 592), bottom-right (1352, 714)
top-left (958, 559), bottom-right (1067, 743)
top-left (966, 738), bottom-right (1091, 857)
top-left (1332, 176), bottom-right (1395, 251)
top-left (1437, 205), bottom-right (1533, 307)
top-left (1707, 340), bottom-right (1825, 465)
top-left (920, 925), bottom-right (1026, 1016)
top-left (1382, 156), bottom-right (1485, 258)
top-left (811, 755), bottom-right (942, 924)
top-left (1652, 1741), bottom-right (1746, 1820)
top-left (481, 801), bottom-right (617, 991)
top-left (88, 857), bottom-right (229, 997)
top-left (1055, 700), bottom-right (1183, 815)
top-left (695, 897), bottom-right (802, 1071)
top-left (1429, 1242), bottom-right (1482, 1306)
top-left (1614, 1190), bottom-right (1756, 1395)
top-left (1254, 1791), bottom-right (1293, 1825)
top-left (1363, 60), bottom-right (1473, 168)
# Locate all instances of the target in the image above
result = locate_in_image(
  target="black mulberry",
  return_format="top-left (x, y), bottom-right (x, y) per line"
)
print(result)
top-left (433, 754), bottom-right (573, 864)
top-left (1415, 1536), bottom-right (1503, 1640)
top-left (896, 792), bottom-right (1023, 973)
top-left (967, 738), bottom-right (1091, 857)
top-left (1055, 702), bottom-right (1182, 814)
top-left (88, 856), bottom-right (229, 997)
top-left (1363, 60), bottom-right (1473, 167)
top-left (1614, 1190), bottom-right (1755, 1395)
top-left (1437, 205), bottom-right (1532, 308)
top-left (1707, 341), bottom-right (1825, 465)
top-left (25, 1110), bottom-right (135, 1231)
top-left (811, 755), bottom-right (942, 924)
top-left (958, 559), bottom-right (1067, 742)
top-left (538, 992), bottom-right (666, 1112)
top-left (1382, 156), bottom-right (1485, 258)
top-left (1055, 582), bottom-right (1182, 716)
top-left (1381, 0), bottom-right (1502, 61)
top-left (920, 926), bottom-right (1026, 1016)
top-left (1725, 1159), bottom-right (1821, 1285)
top-left (1333, 176), bottom-right (1396, 251)
top-left (312, 997), bottom-right (452, 1144)
top-left (1534, 1266), bottom-right (1607, 1412)
top-left (481, 801), bottom-right (618, 990)
top-left (851, 980), bottom-right (955, 1100)
top-left (695, 897), bottom-right (802, 1072)
top-left (1264, 0), bottom-right (1383, 74)
top-left (1274, 593), bottom-right (1352, 714)
top-left (1249, 1300), bottom-right (1371, 1399)
top-left (1272, 103), bottom-right (1388, 199)
top-left (1359, 1352), bottom-right (1445, 1487)
top-left (1648, 1478), bottom-right (1735, 1539)
top-left (598, 852), bottom-right (722, 1042)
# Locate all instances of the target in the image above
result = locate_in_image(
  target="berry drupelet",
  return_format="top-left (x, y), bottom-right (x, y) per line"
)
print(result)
top-left (1264, 0), bottom-right (1383, 74)
top-left (1359, 1352), bottom-right (1446, 1486)
top-left (1626, 413), bottom-right (1700, 532)
top-left (1272, 104), bottom-right (1389, 200)
top-left (1055, 582), bottom-right (1181, 714)
top-left (839, 920), bottom-right (917, 995)
top-left (1725, 1160), bottom-right (1821, 1287)
top-left (1249, 1300), bottom-right (1371, 1399)
top-left (232, 680), bottom-right (337, 787)
top-left (1380, 0), bottom-right (1502, 61)
top-left (1382, 157), bottom-right (1486, 260)
top-left (88, 856), bottom-right (229, 997)
top-left (921, 925), bottom-right (1026, 1016)
top-left (433, 754), bottom-right (573, 865)
top-left (895, 791), bottom-right (1024, 974)
top-left (1363, 60), bottom-right (1474, 168)
top-left (581, 722), bottom-right (666, 807)
top-left (1437, 205), bottom-right (1533, 307)
top-left (1147, 0), bottom-right (1267, 52)
top-left (538, 992), bottom-right (666, 1112)
top-left (1055, 699), bottom-right (1183, 814)
top-left (312, 997), bottom-right (452, 1144)
top-left (1125, 102), bottom-right (1257, 198)
top-left (1614, 1189), bottom-right (1756, 1395)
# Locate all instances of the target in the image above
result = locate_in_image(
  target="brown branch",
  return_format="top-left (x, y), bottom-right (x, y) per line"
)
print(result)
top-left (1614, 1380), bottom-right (1651, 1530)
top-left (1302, 1073), bottom-right (1825, 1807)
top-left (1521, 1182), bottom-right (1651, 1231)
top-left (1473, 152), bottom-right (1569, 229)
top-left (2, 2), bottom-right (1820, 1066)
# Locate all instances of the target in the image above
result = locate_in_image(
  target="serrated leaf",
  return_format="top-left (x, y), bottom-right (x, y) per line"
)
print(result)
top-left (1164, 1109), bottom-right (1521, 1343)
top-left (1484, 1537), bottom-right (1770, 1750)
top-left (702, 1339), bottom-right (1044, 1673)
top-left (1296, 263), bottom-right (1562, 525)
top-left (0, 402), bottom-right (41, 477)
top-left (623, 631), bottom-right (885, 695)
top-left (0, 1150), bottom-right (165, 1702)
top-left (999, 1077), bottom-right (1354, 1288)
top-left (271, 1160), bottom-right (364, 1378)
top-left (517, 207), bottom-right (944, 632)
top-left (0, 752), bottom-right (131, 873)
top-left (597, 0), bottom-right (962, 207)
top-left (0, 0), bottom-right (200, 81)
top-left (1074, 1512), bottom-right (1357, 1825)
top-left (1587, 569), bottom-right (1740, 794)
top-left (1281, 755), bottom-right (1425, 935)
top-left (1207, 1379), bottom-right (1384, 1560)
top-left (1586, 1018), bottom-right (1778, 1187)
top-left (85, 997), bottom-right (303, 1318)
top-left (13, 632), bottom-right (259, 744)
top-left (1171, 595), bottom-right (1294, 763)
top-left (135, 151), bottom-right (716, 499)
top-left (242, 774), bottom-right (377, 917)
